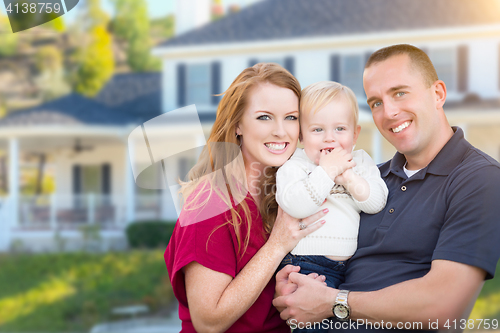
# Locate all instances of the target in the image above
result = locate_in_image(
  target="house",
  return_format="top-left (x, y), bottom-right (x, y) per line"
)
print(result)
top-left (154, 0), bottom-right (500, 163)
top-left (2, 0), bottom-right (500, 252)
top-left (0, 73), bottom-right (178, 252)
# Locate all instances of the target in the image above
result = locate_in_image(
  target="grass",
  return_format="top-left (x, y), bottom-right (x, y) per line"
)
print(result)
top-left (469, 262), bottom-right (500, 323)
top-left (0, 251), bottom-right (498, 332)
top-left (0, 250), bottom-right (174, 332)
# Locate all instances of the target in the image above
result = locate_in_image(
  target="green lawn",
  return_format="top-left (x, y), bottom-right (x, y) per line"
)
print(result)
top-left (469, 262), bottom-right (500, 321)
top-left (0, 251), bottom-right (498, 332)
top-left (0, 250), bottom-right (174, 332)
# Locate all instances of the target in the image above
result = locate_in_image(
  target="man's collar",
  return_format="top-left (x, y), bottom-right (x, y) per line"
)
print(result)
top-left (381, 127), bottom-right (469, 178)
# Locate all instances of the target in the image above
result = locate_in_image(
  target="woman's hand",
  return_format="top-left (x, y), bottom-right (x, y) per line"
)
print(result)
top-left (267, 207), bottom-right (327, 257)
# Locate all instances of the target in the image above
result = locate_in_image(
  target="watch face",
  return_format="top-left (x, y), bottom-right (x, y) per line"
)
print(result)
top-left (334, 304), bottom-right (349, 319)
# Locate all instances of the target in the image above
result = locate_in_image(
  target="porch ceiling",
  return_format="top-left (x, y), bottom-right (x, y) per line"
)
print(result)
top-left (0, 127), bottom-right (128, 153)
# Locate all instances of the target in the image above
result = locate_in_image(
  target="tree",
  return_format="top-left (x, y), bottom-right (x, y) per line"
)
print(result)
top-left (212, 0), bottom-right (224, 21)
top-left (0, 13), bottom-right (18, 56)
top-left (41, 16), bottom-right (66, 32)
top-left (35, 46), bottom-right (71, 101)
top-left (150, 14), bottom-right (175, 42)
top-left (74, 25), bottom-right (114, 97)
top-left (112, 0), bottom-right (160, 72)
top-left (72, 0), bottom-right (114, 97)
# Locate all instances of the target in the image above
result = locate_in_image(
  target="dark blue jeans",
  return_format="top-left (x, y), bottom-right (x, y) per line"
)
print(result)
top-left (278, 253), bottom-right (347, 333)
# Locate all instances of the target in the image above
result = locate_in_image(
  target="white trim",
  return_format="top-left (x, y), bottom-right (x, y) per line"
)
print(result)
top-left (0, 123), bottom-right (214, 138)
top-left (10, 229), bottom-right (125, 238)
top-left (9, 138), bottom-right (19, 228)
top-left (0, 126), bottom-right (132, 138)
top-left (152, 24), bottom-right (500, 58)
top-left (371, 129), bottom-right (383, 165)
top-left (125, 142), bottom-right (136, 224)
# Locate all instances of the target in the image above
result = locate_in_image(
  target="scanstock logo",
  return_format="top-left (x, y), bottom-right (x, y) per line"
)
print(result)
top-left (3, 0), bottom-right (79, 33)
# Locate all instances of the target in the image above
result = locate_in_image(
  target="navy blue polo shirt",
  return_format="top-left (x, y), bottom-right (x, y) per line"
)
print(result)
top-left (341, 127), bottom-right (500, 292)
top-left (331, 127), bottom-right (500, 332)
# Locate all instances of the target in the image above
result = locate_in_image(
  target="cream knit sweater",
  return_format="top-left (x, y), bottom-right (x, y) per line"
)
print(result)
top-left (276, 148), bottom-right (388, 257)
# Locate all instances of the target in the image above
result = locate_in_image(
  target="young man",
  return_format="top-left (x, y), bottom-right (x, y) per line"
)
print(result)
top-left (273, 44), bottom-right (500, 332)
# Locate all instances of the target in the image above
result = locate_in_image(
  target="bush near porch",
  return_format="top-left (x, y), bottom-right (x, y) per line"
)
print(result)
top-left (0, 250), bottom-right (174, 332)
top-left (126, 220), bottom-right (176, 249)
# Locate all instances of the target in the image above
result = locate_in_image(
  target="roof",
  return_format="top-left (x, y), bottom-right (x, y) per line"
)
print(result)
top-left (0, 73), bottom-right (164, 127)
top-left (95, 72), bottom-right (163, 122)
top-left (0, 93), bottom-right (135, 127)
top-left (159, 0), bottom-right (500, 48)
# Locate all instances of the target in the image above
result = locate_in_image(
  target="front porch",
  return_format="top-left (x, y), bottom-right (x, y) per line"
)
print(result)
top-left (0, 125), bottom-right (179, 252)
top-left (1, 193), bottom-right (171, 252)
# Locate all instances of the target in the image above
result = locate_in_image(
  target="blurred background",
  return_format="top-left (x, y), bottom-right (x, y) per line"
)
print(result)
top-left (1, 0), bottom-right (500, 332)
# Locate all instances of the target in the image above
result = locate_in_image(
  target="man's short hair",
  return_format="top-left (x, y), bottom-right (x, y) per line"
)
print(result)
top-left (365, 44), bottom-right (438, 87)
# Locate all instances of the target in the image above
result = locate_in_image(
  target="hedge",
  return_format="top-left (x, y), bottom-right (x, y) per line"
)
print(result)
top-left (126, 221), bottom-right (176, 249)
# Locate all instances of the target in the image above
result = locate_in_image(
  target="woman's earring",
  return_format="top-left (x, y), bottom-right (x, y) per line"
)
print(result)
top-left (236, 134), bottom-right (242, 148)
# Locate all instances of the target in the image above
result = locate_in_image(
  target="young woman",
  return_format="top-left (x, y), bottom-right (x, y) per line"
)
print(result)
top-left (165, 63), bottom-right (328, 333)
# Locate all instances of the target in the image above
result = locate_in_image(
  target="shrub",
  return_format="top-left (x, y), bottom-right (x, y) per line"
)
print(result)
top-left (126, 221), bottom-right (175, 249)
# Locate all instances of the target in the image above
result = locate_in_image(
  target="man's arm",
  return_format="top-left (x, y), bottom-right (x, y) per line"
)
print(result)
top-left (274, 259), bottom-right (485, 329)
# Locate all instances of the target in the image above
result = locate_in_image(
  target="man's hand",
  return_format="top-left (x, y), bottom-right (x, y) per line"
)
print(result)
top-left (273, 271), bottom-right (337, 325)
top-left (275, 265), bottom-right (300, 304)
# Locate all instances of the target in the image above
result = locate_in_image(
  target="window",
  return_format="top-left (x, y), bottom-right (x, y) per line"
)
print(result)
top-left (341, 55), bottom-right (364, 97)
top-left (178, 157), bottom-right (196, 182)
top-left (248, 57), bottom-right (294, 74)
top-left (261, 59), bottom-right (285, 67)
top-left (186, 64), bottom-right (211, 106)
top-left (429, 48), bottom-right (455, 91)
top-left (81, 165), bottom-right (101, 194)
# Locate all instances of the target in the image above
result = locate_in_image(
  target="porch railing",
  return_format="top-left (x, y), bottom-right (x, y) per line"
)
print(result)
top-left (16, 194), bottom-right (166, 230)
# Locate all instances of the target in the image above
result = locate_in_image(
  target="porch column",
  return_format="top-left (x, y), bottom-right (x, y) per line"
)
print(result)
top-left (196, 133), bottom-right (205, 159)
top-left (125, 145), bottom-right (135, 224)
top-left (371, 128), bottom-right (383, 164)
top-left (459, 123), bottom-right (468, 140)
top-left (9, 138), bottom-right (19, 227)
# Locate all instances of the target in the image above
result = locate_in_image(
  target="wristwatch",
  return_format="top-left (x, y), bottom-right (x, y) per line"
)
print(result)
top-left (332, 290), bottom-right (350, 321)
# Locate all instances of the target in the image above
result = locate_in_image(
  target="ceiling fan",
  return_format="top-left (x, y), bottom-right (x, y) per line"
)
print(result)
top-left (69, 138), bottom-right (93, 157)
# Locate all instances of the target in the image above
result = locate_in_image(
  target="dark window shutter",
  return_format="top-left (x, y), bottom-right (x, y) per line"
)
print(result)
top-left (457, 45), bottom-right (468, 93)
top-left (177, 63), bottom-right (186, 107)
top-left (73, 164), bottom-right (81, 208)
top-left (178, 158), bottom-right (189, 182)
top-left (364, 51), bottom-right (372, 67)
top-left (102, 164), bottom-right (111, 195)
top-left (73, 165), bottom-right (81, 194)
top-left (363, 52), bottom-right (372, 97)
top-left (284, 57), bottom-right (295, 75)
top-left (330, 55), bottom-right (340, 82)
top-left (211, 61), bottom-right (221, 105)
top-left (248, 58), bottom-right (258, 67)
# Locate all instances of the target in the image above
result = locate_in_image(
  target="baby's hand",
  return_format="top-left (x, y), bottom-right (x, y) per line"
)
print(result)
top-left (319, 147), bottom-right (355, 181)
top-left (334, 166), bottom-right (357, 186)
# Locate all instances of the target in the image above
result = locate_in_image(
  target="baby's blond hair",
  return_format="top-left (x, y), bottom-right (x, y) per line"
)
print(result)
top-left (300, 81), bottom-right (359, 126)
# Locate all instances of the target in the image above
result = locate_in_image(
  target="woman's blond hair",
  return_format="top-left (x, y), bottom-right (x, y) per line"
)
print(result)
top-left (179, 63), bottom-right (301, 259)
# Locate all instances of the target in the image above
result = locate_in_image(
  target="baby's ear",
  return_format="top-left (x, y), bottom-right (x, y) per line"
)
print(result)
top-left (353, 125), bottom-right (361, 145)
